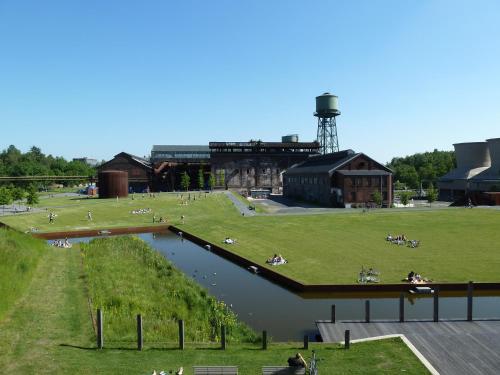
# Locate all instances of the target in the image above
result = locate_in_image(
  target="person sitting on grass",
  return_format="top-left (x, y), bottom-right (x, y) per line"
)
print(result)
top-left (288, 352), bottom-right (307, 368)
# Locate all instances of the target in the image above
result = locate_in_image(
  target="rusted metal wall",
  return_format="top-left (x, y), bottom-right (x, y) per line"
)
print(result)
top-left (98, 170), bottom-right (128, 198)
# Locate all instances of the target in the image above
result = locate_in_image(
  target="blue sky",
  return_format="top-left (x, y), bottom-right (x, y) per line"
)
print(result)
top-left (1, 0), bottom-right (499, 163)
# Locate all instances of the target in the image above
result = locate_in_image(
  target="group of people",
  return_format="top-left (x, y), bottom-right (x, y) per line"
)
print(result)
top-left (131, 208), bottom-right (152, 214)
top-left (358, 267), bottom-right (380, 283)
top-left (152, 215), bottom-right (167, 223)
top-left (407, 271), bottom-right (426, 284)
top-left (386, 233), bottom-right (407, 244)
top-left (386, 233), bottom-right (420, 247)
top-left (266, 253), bottom-right (287, 266)
top-left (150, 367), bottom-right (183, 375)
top-left (51, 238), bottom-right (72, 248)
top-left (48, 212), bottom-right (57, 223)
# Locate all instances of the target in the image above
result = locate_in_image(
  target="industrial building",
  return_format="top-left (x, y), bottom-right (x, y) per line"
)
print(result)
top-left (98, 152), bottom-right (152, 193)
top-left (97, 91), bottom-right (395, 206)
top-left (438, 138), bottom-right (500, 204)
top-left (209, 138), bottom-right (320, 192)
top-left (283, 150), bottom-right (393, 207)
top-left (98, 137), bottom-right (318, 193)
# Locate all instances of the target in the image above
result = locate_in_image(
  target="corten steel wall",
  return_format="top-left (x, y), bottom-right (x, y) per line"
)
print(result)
top-left (98, 170), bottom-right (128, 198)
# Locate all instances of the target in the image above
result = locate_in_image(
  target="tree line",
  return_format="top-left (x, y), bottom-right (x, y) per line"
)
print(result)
top-left (386, 149), bottom-right (455, 190)
top-left (0, 145), bottom-right (97, 181)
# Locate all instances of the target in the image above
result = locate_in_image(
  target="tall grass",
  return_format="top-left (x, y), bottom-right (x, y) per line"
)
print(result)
top-left (0, 228), bottom-right (47, 320)
top-left (81, 236), bottom-right (257, 344)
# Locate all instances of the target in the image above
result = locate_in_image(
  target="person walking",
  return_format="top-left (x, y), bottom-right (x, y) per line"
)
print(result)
top-left (87, 210), bottom-right (92, 221)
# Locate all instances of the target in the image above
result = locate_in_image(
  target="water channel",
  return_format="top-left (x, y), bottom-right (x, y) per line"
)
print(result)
top-left (68, 230), bottom-right (500, 341)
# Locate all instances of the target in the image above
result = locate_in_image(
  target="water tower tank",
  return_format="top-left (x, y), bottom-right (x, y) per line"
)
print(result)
top-left (282, 134), bottom-right (299, 143)
top-left (453, 142), bottom-right (491, 169)
top-left (98, 170), bottom-right (129, 199)
top-left (315, 92), bottom-right (340, 117)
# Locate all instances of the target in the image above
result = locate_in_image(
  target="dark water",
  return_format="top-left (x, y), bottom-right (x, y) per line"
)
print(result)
top-left (65, 231), bottom-right (500, 341)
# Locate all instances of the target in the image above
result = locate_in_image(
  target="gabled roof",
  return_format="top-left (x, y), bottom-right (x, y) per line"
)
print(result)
top-left (284, 150), bottom-right (392, 176)
top-left (99, 152), bottom-right (152, 171)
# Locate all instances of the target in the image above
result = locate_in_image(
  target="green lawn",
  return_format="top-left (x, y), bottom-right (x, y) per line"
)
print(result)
top-left (0, 231), bottom-right (430, 374)
top-left (2, 193), bottom-right (500, 284)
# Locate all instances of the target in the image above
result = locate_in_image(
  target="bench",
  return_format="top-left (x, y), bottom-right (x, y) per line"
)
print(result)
top-left (262, 366), bottom-right (306, 375)
top-left (193, 366), bottom-right (238, 375)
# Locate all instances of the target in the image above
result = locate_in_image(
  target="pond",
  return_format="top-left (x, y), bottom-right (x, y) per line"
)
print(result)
top-left (65, 231), bottom-right (500, 341)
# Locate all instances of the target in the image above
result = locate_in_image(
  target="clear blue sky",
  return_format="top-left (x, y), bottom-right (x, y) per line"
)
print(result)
top-left (1, 0), bottom-right (499, 163)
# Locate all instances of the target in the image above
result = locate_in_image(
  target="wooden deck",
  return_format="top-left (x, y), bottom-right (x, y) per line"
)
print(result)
top-left (317, 319), bottom-right (500, 375)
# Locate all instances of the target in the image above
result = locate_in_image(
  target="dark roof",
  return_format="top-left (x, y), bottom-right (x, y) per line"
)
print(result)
top-left (284, 150), bottom-right (392, 176)
top-left (152, 145), bottom-right (210, 152)
top-left (284, 150), bottom-right (357, 175)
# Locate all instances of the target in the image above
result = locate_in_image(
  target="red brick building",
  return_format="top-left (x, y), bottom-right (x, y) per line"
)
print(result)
top-left (283, 150), bottom-right (393, 207)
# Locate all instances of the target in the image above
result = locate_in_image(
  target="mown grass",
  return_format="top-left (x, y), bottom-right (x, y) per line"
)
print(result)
top-left (0, 231), bottom-right (429, 374)
top-left (81, 236), bottom-right (256, 343)
top-left (2, 193), bottom-right (500, 284)
top-left (0, 228), bottom-right (47, 320)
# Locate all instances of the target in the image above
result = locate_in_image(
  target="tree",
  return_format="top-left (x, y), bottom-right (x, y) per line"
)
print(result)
top-left (218, 170), bottom-right (225, 188)
top-left (197, 168), bottom-right (205, 190)
top-left (372, 190), bottom-right (382, 207)
top-left (208, 173), bottom-right (216, 190)
top-left (180, 172), bottom-right (190, 191)
top-left (399, 191), bottom-right (413, 206)
top-left (26, 185), bottom-right (39, 205)
top-left (11, 187), bottom-right (25, 201)
top-left (427, 183), bottom-right (438, 207)
top-left (387, 149), bottom-right (455, 189)
top-left (0, 186), bottom-right (12, 207)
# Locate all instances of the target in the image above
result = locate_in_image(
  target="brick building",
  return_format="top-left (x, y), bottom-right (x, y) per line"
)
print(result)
top-left (283, 150), bottom-right (393, 207)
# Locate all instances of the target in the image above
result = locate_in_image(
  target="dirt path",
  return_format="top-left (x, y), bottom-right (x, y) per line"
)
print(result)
top-left (0, 245), bottom-right (93, 374)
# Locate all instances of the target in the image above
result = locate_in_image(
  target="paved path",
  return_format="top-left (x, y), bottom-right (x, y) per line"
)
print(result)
top-left (223, 191), bottom-right (256, 216)
top-left (317, 319), bottom-right (500, 375)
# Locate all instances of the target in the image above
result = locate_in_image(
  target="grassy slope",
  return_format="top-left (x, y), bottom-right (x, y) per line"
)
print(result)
top-left (81, 236), bottom-right (256, 343)
top-left (2, 193), bottom-right (500, 284)
top-left (0, 233), bottom-right (429, 374)
top-left (0, 228), bottom-right (47, 319)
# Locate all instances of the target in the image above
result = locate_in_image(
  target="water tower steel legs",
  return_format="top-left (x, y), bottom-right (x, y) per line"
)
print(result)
top-left (317, 116), bottom-right (339, 154)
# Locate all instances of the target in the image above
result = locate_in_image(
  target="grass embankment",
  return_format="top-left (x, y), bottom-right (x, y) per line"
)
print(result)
top-left (0, 228), bottom-right (47, 320)
top-left (0, 231), bottom-right (429, 374)
top-left (81, 236), bottom-right (256, 344)
top-left (2, 193), bottom-right (500, 284)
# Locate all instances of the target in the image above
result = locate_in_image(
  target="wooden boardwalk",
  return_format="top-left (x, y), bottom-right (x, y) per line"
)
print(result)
top-left (317, 319), bottom-right (500, 375)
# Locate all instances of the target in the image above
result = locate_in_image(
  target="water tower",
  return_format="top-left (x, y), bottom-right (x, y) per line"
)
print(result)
top-left (314, 92), bottom-right (341, 154)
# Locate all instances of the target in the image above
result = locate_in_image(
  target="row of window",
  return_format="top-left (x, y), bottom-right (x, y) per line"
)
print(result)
top-left (285, 176), bottom-right (329, 185)
top-left (285, 176), bottom-right (388, 187)
top-left (348, 177), bottom-right (387, 187)
top-left (152, 152), bottom-right (210, 159)
top-left (214, 168), bottom-right (281, 175)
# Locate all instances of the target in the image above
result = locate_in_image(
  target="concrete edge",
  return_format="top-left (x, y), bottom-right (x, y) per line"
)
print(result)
top-left (347, 334), bottom-right (440, 375)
